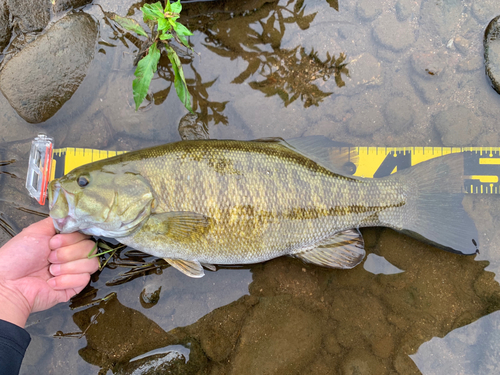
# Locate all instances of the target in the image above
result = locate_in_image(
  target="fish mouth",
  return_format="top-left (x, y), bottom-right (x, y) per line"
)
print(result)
top-left (48, 180), bottom-right (78, 233)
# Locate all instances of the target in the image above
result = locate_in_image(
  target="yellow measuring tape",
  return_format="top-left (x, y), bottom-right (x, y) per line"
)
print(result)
top-left (50, 146), bottom-right (500, 194)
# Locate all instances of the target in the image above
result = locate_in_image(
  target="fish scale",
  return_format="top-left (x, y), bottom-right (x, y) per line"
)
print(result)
top-left (119, 140), bottom-right (408, 262)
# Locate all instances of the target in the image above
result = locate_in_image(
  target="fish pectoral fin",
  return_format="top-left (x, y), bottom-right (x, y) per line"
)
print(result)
top-left (292, 229), bottom-right (366, 269)
top-left (146, 211), bottom-right (214, 240)
top-left (164, 258), bottom-right (205, 278)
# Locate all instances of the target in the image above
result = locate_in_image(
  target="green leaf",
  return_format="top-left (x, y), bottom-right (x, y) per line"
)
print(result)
top-left (173, 22), bottom-right (193, 36)
top-left (160, 33), bottom-right (173, 40)
top-left (166, 46), bottom-right (193, 113)
top-left (164, 0), bottom-right (171, 12)
top-left (133, 42), bottom-right (161, 110)
top-left (157, 17), bottom-right (171, 32)
top-left (170, 1), bottom-right (182, 13)
top-left (113, 15), bottom-right (148, 37)
top-left (141, 2), bottom-right (164, 22)
top-left (177, 35), bottom-right (190, 49)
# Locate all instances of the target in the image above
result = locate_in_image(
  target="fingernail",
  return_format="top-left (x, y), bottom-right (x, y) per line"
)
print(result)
top-left (49, 236), bottom-right (62, 250)
top-left (48, 250), bottom-right (58, 263)
top-left (50, 264), bottom-right (61, 276)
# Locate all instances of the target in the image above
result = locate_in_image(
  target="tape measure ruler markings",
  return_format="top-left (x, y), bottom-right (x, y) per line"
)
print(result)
top-left (48, 146), bottom-right (500, 195)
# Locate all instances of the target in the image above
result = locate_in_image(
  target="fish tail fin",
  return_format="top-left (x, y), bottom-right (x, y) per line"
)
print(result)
top-left (383, 153), bottom-right (479, 255)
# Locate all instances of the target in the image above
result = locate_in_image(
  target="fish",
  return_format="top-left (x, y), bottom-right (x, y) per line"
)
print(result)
top-left (48, 137), bottom-right (479, 278)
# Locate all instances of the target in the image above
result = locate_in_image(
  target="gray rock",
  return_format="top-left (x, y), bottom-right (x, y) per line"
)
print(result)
top-left (395, 0), bottom-right (413, 22)
top-left (0, 0), bottom-right (10, 51)
top-left (373, 13), bottom-right (415, 52)
top-left (348, 106), bottom-right (384, 136)
top-left (0, 13), bottom-right (98, 123)
top-left (472, 0), bottom-right (500, 24)
top-left (457, 56), bottom-right (483, 72)
top-left (7, 0), bottom-right (50, 33)
top-left (434, 106), bottom-right (483, 146)
top-left (411, 51), bottom-right (446, 78)
top-left (484, 15), bottom-right (500, 95)
top-left (53, 0), bottom-right (92, 13)
top-left (419, 0), bottom-right (463, 44)
top-left (342, 53), bottom-right (383, 96)
top-left (410, 75), bottom-right (440, 104)
top-left (356, 0), bottom-right (382, 22)
top-left (384, 97), bottom-right (414, 133)
top-left (454, 36), bottom-right (471, 55)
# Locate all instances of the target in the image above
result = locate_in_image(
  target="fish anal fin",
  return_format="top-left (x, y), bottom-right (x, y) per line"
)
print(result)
top-left (165, 258), bottom-right (205, 278)
top-left (293, 229), bottom-right (366, 269)
top-left (201, 262), bottom-right (217, 272)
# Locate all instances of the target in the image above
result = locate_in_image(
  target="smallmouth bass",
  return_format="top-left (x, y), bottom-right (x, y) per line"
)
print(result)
top-left (48, 137), bottom-right (479, 277)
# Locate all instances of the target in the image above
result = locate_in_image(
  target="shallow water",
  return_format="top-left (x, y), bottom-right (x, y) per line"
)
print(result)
top-left (1, 0), bottom-right (500, 373)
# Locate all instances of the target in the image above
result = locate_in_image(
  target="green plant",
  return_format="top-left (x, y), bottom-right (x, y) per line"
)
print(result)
top-left (113, 1), bottom-right (194, 112)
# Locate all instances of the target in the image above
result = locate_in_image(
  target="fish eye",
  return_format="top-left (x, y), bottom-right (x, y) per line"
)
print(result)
top-left (77, 175), bottom-right (90, 187)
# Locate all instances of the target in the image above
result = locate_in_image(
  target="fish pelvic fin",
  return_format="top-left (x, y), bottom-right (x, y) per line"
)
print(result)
top-left (165, 258), bottom-right (205, 278)
top-left (292, 229), bottom-right (366, 269)
top-left (384, 153), bottom-right (479, 255)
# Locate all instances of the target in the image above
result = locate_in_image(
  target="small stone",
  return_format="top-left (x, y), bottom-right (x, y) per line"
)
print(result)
top-left (484, 15), bottom-right (500, 95)
top-left (356, 0), bottom-right (382, 21)
top-left (372, 334), bottom-right (395, 359)
top-left (323, 335), bottom-right (342, 355)
top-left (342, 53), bottom-right (383, 96)
top-left (140, 285), bottom-right (162, 309)
top-left (178, 113), bottom-right (210, 140)
top-left (384, 97), bottom-right (414, 133)
top-left (433, 106), bottom-right (483, 146)
top-left (454, 36), bottom-right (471, 55)
top-left (457, 56), bottom-right (483, 72)
top-left (373, 13), bottom-right (415, 52)
top-left (410, 76), bottom-right (440, 104)
top-left (395, 0), bottom-right (413, 22)
top-left (411, 51), bottom-right (446, 78)
top-left (472, 1), bottom-right (500, 24)
top-left (420, 0), bottom-right (464, 43)
top-left (348, 107), bottom-right (384, 137)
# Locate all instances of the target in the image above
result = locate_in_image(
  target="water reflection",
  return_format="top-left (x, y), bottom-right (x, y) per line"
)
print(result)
top-left (185, 0), bottom-right (348, 108)
top-left (35, 228), bottom-right (499, 374)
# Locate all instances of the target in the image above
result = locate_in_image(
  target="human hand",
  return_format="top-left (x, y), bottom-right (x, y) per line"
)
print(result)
top-left (0, 217), bottom-right (99, 328)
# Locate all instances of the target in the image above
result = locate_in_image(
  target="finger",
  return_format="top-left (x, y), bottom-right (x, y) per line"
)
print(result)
top-left (22, 217), bottom-right (56, 237)
top-left (49, 232), bottom-right (91, 250)
top-left (49, 257), bottom-right (99, 277)
top-left (48, 239), bottom-right (96, 264)
top-left (47, 273), bottom-right (92, 291)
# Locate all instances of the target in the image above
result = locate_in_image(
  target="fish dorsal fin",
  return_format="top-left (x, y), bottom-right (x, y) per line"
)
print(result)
top-left (145, 211), bottom-right (214, 241)
top-left (165, 258), bottom-right (205, 278)
top-left (254, 136), bottom-right (359, 177)
top-left (292, 228), bottom-right (366, 269)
